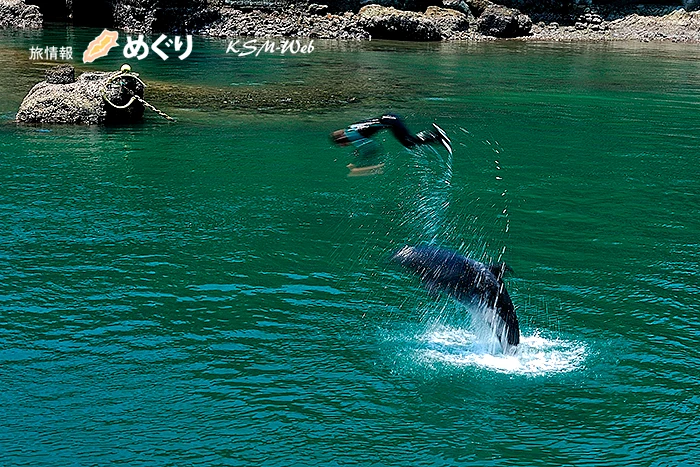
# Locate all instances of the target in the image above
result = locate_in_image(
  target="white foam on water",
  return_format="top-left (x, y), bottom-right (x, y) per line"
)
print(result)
top-left (414, 324), bottom-right (587, 376)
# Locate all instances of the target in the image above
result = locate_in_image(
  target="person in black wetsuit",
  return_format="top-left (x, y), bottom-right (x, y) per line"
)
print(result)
top-left (331, 113), bottom-right (453, 156)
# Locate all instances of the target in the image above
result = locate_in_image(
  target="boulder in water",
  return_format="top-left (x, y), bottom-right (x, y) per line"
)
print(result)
top-left (424, 6), bottom-right (472, 38)
top-left (477, 3), bottom-right (532, 37)
top-left (17, 66), bottom-right (145, 125)
top-left (358, 4), bottom-right (442, 41)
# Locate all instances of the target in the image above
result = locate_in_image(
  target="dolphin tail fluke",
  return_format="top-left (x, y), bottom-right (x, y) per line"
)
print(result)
top-left (493, 313), bottom-right (520, 353)
top-left (506, 322), bottom-right (520, 348)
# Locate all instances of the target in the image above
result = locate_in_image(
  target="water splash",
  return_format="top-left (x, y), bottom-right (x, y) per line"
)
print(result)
top-left (414, 324), bottom-right (587, 376)
top-left (393, 144), bottom-right (454, 244)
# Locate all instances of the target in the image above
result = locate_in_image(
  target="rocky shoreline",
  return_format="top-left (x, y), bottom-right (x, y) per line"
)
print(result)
top-left (1, 0), bottom-right (700, 42)
top-left (190, 2), bottom-right (700, 42)
top-left (528, 6), bottom-right (700, 42)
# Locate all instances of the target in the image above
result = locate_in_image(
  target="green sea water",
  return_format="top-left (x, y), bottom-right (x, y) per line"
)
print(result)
top-left (1, 27), bottom-right (699, 466)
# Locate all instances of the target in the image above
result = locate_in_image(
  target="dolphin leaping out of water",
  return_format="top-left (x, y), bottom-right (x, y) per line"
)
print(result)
top-left (391, 244), bottom-right (520, 353)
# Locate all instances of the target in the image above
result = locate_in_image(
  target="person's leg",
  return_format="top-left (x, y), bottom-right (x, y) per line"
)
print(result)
top-left (381, 114), bottom-right (452, 155)
top-left (378, 114), bottom-right (421, 147)
top-left (332, 114), bottom-right (452, 154)
top-left (331, 117), bottom-right (386, 146)
top-left (378, 114), bottom-right (450, 154)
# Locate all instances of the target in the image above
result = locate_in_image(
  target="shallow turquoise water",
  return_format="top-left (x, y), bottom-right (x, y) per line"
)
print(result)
top-left (1, 28), bottom-right (699, 466)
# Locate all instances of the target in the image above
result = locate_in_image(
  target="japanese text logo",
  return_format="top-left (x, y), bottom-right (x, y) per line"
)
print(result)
top-left (80, 30), bottom-right (194, 63)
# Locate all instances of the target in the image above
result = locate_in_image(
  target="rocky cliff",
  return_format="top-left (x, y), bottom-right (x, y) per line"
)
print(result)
top-left (2, 0), bottom-right (699, 41)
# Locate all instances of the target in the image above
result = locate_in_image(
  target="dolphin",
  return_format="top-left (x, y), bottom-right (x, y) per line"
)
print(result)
top-left (391, 244), bottom-right (520, 352)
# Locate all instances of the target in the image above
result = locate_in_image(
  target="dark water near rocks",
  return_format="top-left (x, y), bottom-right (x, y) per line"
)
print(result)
top-left (1, 27), bottom-right (699, 466)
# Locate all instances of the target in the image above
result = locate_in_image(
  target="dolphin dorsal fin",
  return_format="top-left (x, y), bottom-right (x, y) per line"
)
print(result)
top-left (488, 262), bottom-right (513, 280)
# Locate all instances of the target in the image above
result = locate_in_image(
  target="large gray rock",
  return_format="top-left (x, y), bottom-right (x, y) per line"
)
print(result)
top-left (0, 0), bottom-right (42, 29)
top-left (463, 0), bottom-right (492, 16)
top-left (441, 0), bottom-right (476, 18)
top-left (17, 67), bottom-right (145, 125)
top-left (113, 0), bottom-right (219, 32)
top-left (424, 5), bottom-right (471, 37)
top-left (358, 4), bottom-right (441, 40)
top-left (477, 3), bottom-right (531, 36)
top-left (112, 0), bottom-right (157, 32)
top-left (207, 7), bottom-right (369, 39)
